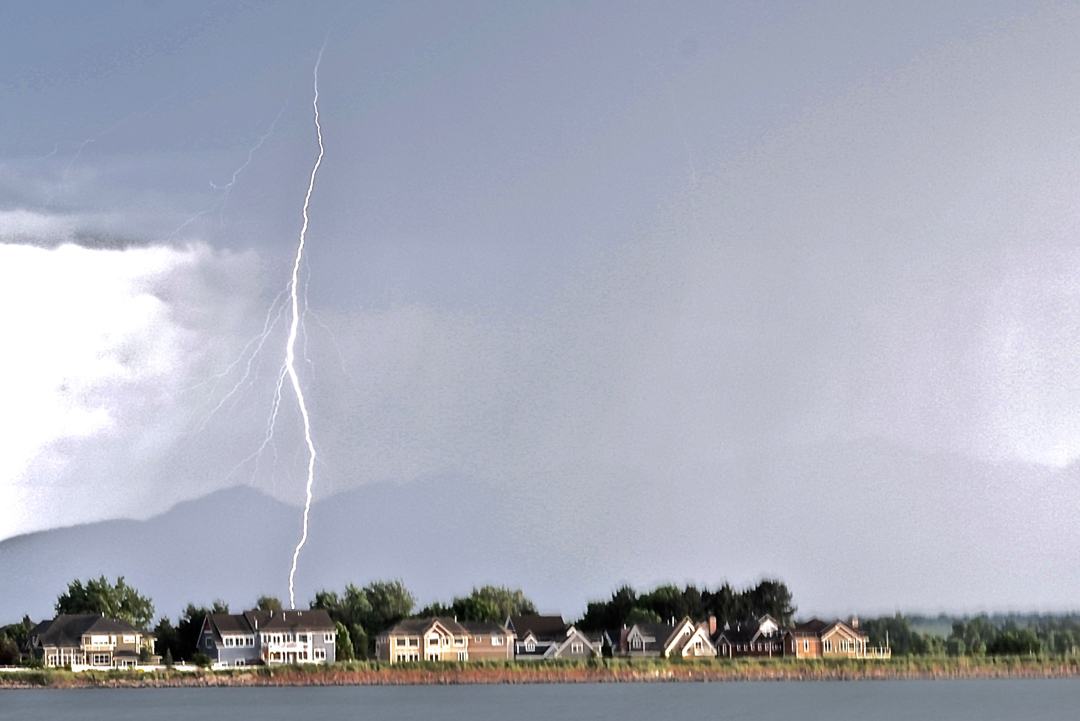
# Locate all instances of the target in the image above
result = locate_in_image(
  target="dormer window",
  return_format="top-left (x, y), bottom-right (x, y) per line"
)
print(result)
top-left (525, 641), bottom-right (535, 652)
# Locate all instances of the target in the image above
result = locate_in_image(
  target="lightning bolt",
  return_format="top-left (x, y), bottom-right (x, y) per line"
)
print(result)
top-left (287, 44), bottom-right (326, 609)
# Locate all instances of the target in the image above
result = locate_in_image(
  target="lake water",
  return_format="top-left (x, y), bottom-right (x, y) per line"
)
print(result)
top-left (2, 679), bottom-right (1079, 720)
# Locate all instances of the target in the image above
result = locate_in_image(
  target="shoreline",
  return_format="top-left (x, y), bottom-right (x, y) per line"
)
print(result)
top-left (4, 658), bottom-right (1080, 689)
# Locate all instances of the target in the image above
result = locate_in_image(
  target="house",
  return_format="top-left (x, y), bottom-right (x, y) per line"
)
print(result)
top-left (198, 609), bottom-right (336, 667)
top-left (714, 615), bottom-right (786, 658)
top-left (783, 617), bottom-right (890, 659)
top-left (661, 617), bottom-right (717, 659)
top-left (375, 617), bottom-right (471, 663)
top-left (616, 617), bottom-right (715, 658)
top-left (619, 621), bottom-right (673, 657)
top-left (26, 615), bottom-right (155, 669)
top-left (460, 620), bottom-right (515, 661)
top-left (506, 615), bottom-right (600, 660)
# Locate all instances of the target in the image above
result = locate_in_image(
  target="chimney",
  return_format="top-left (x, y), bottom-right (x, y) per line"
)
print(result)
top-left (850, 616), bottom-right (859, 629)
top-left (708, 616), bottom-right (717, 635)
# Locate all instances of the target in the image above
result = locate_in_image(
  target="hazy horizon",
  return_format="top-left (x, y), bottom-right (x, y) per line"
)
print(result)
top-left (3, 1), bottom-right (1079, 617)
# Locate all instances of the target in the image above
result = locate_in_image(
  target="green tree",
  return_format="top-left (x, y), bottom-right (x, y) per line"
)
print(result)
top-left (451, 586), bottom-right (536, 623)
top-left (256, 596), bottom-right (283, 612)
top-left (578, 585), bottom-right (638, 631)
top-left (56, 576), bottom-right (155, 629)
top-left (624, 607), bottom-right (662, 624)
top-left (638, 585), bottom-right (689, 623)
top-left (744, 579), bottom-right (796, 625)
top-left (334, 621), bottom-right (354, 661)
top-left (152, 616), bottom-right (179, 663)
top-left (363, 581), bottom-right (416, 630)
top-left (0, 634), bottom-right (20, 665)
top-left (987, 629), bottom-right (1041, 656)
top-left (313, 580), bottom-right (414, 657)
top-left (163, 648), bottom-right (174, 667)
top-left (173, 601), bottom-right (229, 661)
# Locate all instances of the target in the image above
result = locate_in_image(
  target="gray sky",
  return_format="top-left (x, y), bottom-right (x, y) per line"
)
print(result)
top-left (3, 0), bottom-right (1079, 616)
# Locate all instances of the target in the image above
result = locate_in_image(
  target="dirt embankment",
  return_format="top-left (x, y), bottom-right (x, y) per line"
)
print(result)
top-left (4, 659), bottom-right (1080, 689)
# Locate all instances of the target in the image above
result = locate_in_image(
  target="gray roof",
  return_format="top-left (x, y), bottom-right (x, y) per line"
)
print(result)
top-left (30, 615), bottom-right (146, 649)
top-left (207, 613), bottom-right (255, 640)
top-left (378, 617), bottom-right (468, 638)
top-left (205, 609), bottom-right (335, 639)
top-left (460, 620), bottom-right (512, 636)
top-left (787, 618), bottom-right (868, 640)
top-left (245, 609), bottom-right (335, 632)
top-left (627, 622), bottom-right (676, 653)
top-left (507, 615), bottom-right (566, 641)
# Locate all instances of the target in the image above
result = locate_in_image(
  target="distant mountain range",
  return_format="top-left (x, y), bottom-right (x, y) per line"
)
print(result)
top-left (3, 440), bottom-right (1080, 625)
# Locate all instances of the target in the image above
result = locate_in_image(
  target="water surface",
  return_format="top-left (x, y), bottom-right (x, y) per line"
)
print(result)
top-left (2, 679), bottom-right (1078, 720)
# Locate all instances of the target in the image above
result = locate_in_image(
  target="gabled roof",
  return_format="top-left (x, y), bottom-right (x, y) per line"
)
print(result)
top-left (714, 623), bottom-right (758, 645)
top-left (788, 618), bottom-right (830, 636)
top-left (785, 618), bottom-right (867, 641)
top-left (460, 621), bottom-right (513, 637)
top-left (378, 617), bottom-right (469, 638)
top-left (30, 615), bottom-right (146, 648)
top-left (507, 615), bottom-right (566, 641)
top-left (207, 613), bottom-right (254, 639)
top-left (626, 622), bottom-right (676, 653)
top-left (667, 623), bottom-right (716, 657)
top-left (550, 626), bottom-right (602, 655)
top-left (243, 609), bottom-right (335, 633)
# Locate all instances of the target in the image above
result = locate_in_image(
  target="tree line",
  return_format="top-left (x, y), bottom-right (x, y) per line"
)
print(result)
top-left (575, 579), bottom-right (797, 631)
top-left (7, 575), bottom-right (1079, 666)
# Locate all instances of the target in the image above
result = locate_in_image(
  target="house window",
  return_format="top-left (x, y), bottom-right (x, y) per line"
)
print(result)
top-left (122, 635), bottom-right (135, 644)
top-left (492, 636), bottom-right (503, 646)
top-left (324, 633), bottom-right (334, 643)
top-left (453, 638), bottom-right (465, 647)
top-left (409, 638), bottom-right (419, 647)
top-left (474, 635), bottom-right (482, 642)
top-left (93, 654), bottom-right (110, 665)
top-left (631, 638), bottom-right (642, 650)
top-left (206, 637), bottom-right (214, 649)
top-left (458, 652), bottom-right (467, 660)
top-left (396, 638), bottom-right (408, 647)
top-left (235, 659), bottom-right (245, 667)
top-left (571, 642), bottom-right (584, 654)
top-left (428, 653), bottom-right (439, 661)
top-left (298, 634), bottom-right (307, 643)
top-left (225, 638), bottom-right (234, 647)
top-left (314, 649), bottom-right (326, 661)
top-left (803, 640), bottom-right (809, 652)
top-left (427, 635), bottom-right (440, 646)
top-left (525, 641), bottom-right (536, 652)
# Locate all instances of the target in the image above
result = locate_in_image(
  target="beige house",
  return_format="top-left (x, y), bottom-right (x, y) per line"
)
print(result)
top-left (375, 617), bottom-right (514, 664)
top-left (461, 620), bottom-right (515, 661)
top-left (27, 615), bottom-right (155, 669)
top-left (784, 618), bottom-right (890, 659)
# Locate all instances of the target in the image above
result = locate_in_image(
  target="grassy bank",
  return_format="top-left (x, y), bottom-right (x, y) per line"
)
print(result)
top-left (4, 655), bottom-right (1080, 689)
